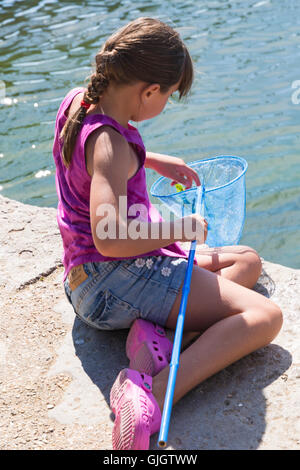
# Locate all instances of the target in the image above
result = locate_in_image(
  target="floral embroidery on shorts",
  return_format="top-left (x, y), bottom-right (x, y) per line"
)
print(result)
top-left (161, 266), bottom-right (172, 277)
top-left (146, 258), bottom-right (154, 269)
top-left (135, 258), bottom-right (146, 268)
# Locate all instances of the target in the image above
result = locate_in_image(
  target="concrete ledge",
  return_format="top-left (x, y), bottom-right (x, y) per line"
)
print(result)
top-left (0, 195), bottom-right (62, 295)
top-left (0, 194), bottom-right (299, 450)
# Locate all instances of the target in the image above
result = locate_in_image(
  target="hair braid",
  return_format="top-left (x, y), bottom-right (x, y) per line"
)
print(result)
top-left (60, 49), bottom-right (114, 168)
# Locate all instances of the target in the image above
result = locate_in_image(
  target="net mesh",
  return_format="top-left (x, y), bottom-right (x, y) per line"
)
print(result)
top-left (150, 156), bottom-right (248, 247)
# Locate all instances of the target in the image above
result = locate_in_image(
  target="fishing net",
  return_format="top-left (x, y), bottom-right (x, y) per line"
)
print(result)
top-left (150, 155), bottom-right (248, 247)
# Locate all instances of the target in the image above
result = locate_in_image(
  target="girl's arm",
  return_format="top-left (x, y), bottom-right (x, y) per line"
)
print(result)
top-left (145, 151), bottom-right (172, 169)
top-left (87, 128), bottom-right (205, 258)
top-left (145, 151), bottom-right (200, 189)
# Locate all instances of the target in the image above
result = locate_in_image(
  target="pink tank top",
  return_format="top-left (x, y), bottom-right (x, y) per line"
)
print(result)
top-left (53, 87), bottom-right (192, 281)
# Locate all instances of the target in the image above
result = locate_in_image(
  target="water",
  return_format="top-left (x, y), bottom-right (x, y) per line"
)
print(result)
top-left (0, 0), bottom-right (299, 268)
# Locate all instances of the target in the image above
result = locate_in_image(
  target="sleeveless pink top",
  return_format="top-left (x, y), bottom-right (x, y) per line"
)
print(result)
top-left (53, 87), bottom-right (191, 281)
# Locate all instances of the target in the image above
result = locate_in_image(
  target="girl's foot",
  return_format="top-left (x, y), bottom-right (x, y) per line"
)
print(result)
top-left (126, 319), bottom-right (173, 376)
top-left (110, 368), bottom-right (161, 450)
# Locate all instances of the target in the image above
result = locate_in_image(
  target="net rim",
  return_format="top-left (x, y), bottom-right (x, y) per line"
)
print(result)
top-left (150, 155), bottom-right (248, 198)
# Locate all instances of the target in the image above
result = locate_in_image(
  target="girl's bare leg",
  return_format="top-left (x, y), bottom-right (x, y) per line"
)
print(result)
top-left (195, 244), bottom-right (262, 288)
top-left (171, 244), bottom-right (263, 350)
top-left (152, 263), bottom-right (282, 412)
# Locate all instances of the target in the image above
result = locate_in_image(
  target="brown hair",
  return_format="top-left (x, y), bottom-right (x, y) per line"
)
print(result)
top-left (60, 17), bottom-right (194, 167)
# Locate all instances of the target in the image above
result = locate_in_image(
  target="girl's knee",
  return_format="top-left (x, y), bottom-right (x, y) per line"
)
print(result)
top-left (259, 300), bottom-right (283, 343)
top-left (244, 246), bottom-right (262, 271)
top-left (232, 246), bottom-right (262, 288)
top-left (270, 302), bottom-right (283, 335)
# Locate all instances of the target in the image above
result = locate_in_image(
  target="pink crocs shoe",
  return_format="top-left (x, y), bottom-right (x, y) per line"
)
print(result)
top-left (126, 319), bottom-right (173, 376)
top-left (110, 368), bottom-right (161, 450)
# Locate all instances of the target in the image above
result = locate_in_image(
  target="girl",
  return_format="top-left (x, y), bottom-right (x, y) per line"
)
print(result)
top-left (53, 17), bottom-right (283, 450)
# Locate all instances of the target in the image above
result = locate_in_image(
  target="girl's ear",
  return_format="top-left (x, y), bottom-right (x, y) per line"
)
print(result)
top-left (144, 83), bottom-right (160, 99)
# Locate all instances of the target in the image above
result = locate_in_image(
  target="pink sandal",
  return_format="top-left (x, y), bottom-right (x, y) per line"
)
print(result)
top-left (110, 368), bottom-right (161, 450)
top-left (126, 319), bottom-right (173, 376)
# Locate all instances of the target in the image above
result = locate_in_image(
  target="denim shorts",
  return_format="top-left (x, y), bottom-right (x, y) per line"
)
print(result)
top-left (63, 255), bottom-right (189, 331)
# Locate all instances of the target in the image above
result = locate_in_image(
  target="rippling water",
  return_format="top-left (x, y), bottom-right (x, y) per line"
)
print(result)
top-left (0, 0), bottom-right (299, 268)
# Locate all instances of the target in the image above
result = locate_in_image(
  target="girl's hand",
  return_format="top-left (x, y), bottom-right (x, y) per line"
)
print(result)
top-left (147, 153), bottom-right (201, 189)
top-left (183, 214), bottom-right (208, 243)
